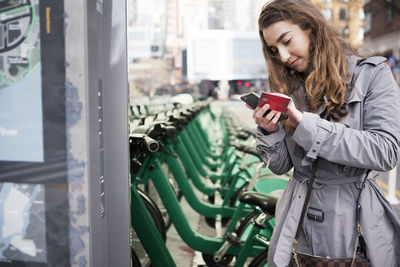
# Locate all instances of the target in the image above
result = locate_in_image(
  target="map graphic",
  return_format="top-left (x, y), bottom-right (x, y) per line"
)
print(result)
top-left (0, 0), bottom-right (44, 162)
top-left (0, 183), bottom-right (46, 263)
top-left (0, 0), bottom-right (47, 264)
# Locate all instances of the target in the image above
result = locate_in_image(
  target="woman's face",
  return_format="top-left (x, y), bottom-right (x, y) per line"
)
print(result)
top-left (262, 20), bottom-right (311, 73)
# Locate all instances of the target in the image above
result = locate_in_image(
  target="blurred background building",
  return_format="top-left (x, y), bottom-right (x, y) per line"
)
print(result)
top-left (127, 0), bottom-right (400, 100)
top-left (362, 0), bottom-right (400, 83)
top-left (311, 0), bottom-right (365, 48)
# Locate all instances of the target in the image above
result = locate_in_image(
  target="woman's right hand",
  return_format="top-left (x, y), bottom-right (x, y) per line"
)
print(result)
top-left (252, 104), bottom-right (280, 133)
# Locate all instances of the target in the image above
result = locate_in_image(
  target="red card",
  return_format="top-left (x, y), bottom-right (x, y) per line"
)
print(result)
top-left (258, 92), bottom-right (292, 113)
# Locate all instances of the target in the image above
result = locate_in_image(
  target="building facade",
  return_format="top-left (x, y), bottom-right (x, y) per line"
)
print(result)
top-left (362, 0), bottom-right (400, 84)
top-left (311, 0), bottom-right (365, 48)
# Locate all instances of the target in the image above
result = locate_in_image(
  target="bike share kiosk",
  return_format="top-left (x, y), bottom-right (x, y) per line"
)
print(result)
top-left (0, 0), bottom-right (130, 266)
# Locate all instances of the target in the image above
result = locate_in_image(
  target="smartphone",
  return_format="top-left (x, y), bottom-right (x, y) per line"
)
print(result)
top-left (240, 92), bottom-right (288, 121)
top-left (240, 92), bottom-right (259, 109)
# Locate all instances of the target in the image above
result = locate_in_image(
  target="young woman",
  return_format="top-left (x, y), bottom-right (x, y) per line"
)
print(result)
top-left (251, 0), bottom-right (400, 266)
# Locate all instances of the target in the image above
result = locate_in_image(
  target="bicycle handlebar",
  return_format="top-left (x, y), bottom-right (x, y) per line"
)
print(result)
top-left (143, 135), bottom-right (160, 152)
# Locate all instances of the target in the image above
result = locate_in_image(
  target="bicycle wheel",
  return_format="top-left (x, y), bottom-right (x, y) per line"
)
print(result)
top-left (201, 253), bottom-right (234, 267)
top-left (145, 162), bottom-right (182, 229)
top-left (248, 248), bottom-right (268, 267)
top-left (132, 189), bottom-right (167, 267)
top-left (131, 248), bottom-right (142, 267)
top-left (138, 188), bottom-right (167, 241)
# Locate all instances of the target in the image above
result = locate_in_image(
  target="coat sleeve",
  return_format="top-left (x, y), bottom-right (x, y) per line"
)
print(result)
top-left (256, 125), bottom-right (294, 175)
top-left (292, 62), bottom-right (400, 171)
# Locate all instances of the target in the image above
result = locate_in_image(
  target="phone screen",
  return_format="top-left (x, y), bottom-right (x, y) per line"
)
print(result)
top-left (240, 92), bottom-right (259, 109)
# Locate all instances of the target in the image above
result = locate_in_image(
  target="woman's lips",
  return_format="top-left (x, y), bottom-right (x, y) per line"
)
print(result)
top-left (290, 58), bottom-right (299, 67)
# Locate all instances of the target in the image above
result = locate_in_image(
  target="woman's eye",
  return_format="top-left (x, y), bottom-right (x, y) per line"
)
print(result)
top-left (283, 39), bottom-right (291, 45)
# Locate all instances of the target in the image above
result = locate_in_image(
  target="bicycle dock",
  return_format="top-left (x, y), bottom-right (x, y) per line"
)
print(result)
top-left (130, 98), bottom-right (291, 266)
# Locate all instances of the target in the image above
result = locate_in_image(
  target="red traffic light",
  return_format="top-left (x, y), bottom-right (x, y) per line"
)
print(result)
top-left (237, 80), bottom-right (242, 86)
top-left (245, 82), bottom-right (250, 88)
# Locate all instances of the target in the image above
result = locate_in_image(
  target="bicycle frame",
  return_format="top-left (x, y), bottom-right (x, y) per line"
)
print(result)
top-left (133, 153), bottom-right (266, 257)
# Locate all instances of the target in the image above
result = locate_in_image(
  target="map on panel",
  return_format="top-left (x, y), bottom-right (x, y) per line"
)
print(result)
top-left (0, 0), bottom-right (47, 264)
top-left (0, 183), bottom-right (46, 263)
top-left (0, 0), bottom-right (44, 163)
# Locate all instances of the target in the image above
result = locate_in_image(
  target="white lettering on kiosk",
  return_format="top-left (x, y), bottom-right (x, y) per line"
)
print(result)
top-left (0, 127), bottom-right (19, 136)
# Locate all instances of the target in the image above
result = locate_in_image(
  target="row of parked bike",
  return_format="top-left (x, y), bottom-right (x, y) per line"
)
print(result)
top-left (129, 98), bottom-right (291, 267)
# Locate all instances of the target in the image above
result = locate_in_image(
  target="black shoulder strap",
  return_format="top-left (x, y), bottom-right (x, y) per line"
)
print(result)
top-left (355, 170), bottom-right (371, 257)
top-left (293, 158), bottom-right (318, 241)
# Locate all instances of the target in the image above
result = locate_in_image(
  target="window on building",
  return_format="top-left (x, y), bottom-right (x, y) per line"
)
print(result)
top-left (358, 27), bottom-right (365, 41)
top-left (321, 9), bottom-right (332, 21)
top-left (359, 8), bottom-right (365, 20)
top-left (339, 27), bottom-right (349, 39)
top-left (387, 0), bottom-right (393, 23)
top-left (151, 45), bottom-right (159, 52)
top-left (339, 8), bottom-right (349, 20)
top-left (365, 12), bottom-right (372, 32)
top-left (344, 27), bottom-right (349, 39)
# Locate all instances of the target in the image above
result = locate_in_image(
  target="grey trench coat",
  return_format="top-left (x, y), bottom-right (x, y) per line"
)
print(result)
top-left (256, 55), bottom-right (400, 267)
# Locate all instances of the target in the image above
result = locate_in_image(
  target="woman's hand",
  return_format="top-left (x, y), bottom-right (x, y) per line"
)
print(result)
top-left (247, 101), bottom-right (303, 131)
top-left (286, 101), bottom-right (303, 128)
top-left (252, 104), bottom-right (280, 133)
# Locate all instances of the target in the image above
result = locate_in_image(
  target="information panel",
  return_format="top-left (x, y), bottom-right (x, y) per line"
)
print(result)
top-left (0, 0), bottom-right (44, 163)
top-left (0, 0), bottom-right (69, 266)
top-left (0, 183), bottom-right (46, 263)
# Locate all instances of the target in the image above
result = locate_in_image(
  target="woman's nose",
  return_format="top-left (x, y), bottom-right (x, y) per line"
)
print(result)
top-left (279, 48), bottom-right (290, 64)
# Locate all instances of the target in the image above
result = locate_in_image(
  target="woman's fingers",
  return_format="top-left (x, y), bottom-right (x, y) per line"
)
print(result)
top-left (255, 104), bottom-right (270, 119)
top-left (252, 106), bottom-right (262, 119)
top-left (252, 104), bottom-right (280, 133)
top-left (258, 110), bottom-right (278, 126)
top-left (271, 111), bottom-right (281, 124)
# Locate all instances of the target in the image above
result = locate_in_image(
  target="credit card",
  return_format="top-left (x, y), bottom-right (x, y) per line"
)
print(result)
top-left (258, 92), bottom-right (292, 113)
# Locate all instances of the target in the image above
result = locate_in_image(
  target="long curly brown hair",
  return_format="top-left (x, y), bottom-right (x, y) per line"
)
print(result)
top-left (258, 0), bottom-right (355, 121)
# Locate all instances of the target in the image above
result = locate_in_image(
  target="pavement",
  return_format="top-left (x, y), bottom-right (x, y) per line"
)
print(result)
top-left (166, 181), bottom-right (255, 267)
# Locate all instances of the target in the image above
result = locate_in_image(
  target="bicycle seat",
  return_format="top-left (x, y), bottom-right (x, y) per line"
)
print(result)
top-left (238, 191), bottom-right (277, 216)
top-left (180, 110), bottom-right (195, 120)
top-left (167, 114), bottom-right (187, 129)
top-left (242, 127), bottom-right (257, 137)
top-left (230, 142), bottom-right (261, 159)
top-left (133, 122), bottom-right (176, 141)
top-left (241, 146), bottom-right (261, 159)
top-left (235, 131), bottom-right (251, 140)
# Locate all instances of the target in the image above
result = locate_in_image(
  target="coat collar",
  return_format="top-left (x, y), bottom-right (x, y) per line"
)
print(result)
top-left (291, 55), bottom-right (365, 116)
top-left (344, 55), bottom-right (363, 104)
top-left (314, 55), bottom-right (362, 116)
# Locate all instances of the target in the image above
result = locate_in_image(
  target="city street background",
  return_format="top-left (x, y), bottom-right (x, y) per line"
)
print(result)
top-left (129, 0), bottom-right (400, 265)
top-left (128, 0), bottom-right (400, 216)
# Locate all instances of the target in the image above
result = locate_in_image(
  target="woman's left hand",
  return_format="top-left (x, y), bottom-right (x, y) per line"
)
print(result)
top-left (286, 101), bottom-right (303, 128)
